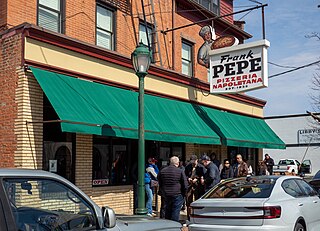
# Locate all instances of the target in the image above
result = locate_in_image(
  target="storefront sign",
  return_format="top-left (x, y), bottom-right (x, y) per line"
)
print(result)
top-left (92, 179), bottom-right (109, 186)
top-left (298, 129), bottom-right (320, 144)
top-left (209, 40), bottom-right (270, 94)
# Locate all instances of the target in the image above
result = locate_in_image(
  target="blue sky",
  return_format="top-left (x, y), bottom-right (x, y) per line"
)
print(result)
top-left (233, 0), bottom-right (320, 116)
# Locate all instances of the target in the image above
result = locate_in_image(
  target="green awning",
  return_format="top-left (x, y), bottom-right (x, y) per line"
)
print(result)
top-left (31, 67), bottom-right (285, 149)
top-left (199, 106), bottom-right (285, 149)
top-left (31, 67), bottom-right (221, 144)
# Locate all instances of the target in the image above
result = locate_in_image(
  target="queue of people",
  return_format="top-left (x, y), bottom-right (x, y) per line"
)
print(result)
top-left (143, 153), bottom-right (275, 222)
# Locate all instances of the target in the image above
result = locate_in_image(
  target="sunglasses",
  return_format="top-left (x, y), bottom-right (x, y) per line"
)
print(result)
top-left (225, 162), bottom-right (230, 164)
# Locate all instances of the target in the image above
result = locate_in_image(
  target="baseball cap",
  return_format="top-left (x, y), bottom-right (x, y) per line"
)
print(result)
top-left (200, 155), bottom-right (210, 161)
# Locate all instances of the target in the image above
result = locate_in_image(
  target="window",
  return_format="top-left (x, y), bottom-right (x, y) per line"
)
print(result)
top-left (182, 40), bottom-right (193, 76)
top-left (296, 179), bottom-right (318, 197)
top-left (282, 179), bottom-right (305, 197)
top-left (38, 0), bottom-right (63, 33)
top-left (204, 178), bottom-right (276, 199)
top-left (96, 4), bottom-right (114, 50)
top-left (195, 0), bottom-right (220, 15)
top-left (139, 23), bottom-right (155, 63)
top-left (92, 136), bottom-right (132, 186)
top-left (4, 178), bottom-right (97, 229)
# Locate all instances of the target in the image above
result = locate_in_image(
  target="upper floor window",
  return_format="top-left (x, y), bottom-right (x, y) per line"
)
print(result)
top-left (96, 4), bottom-right (114, 50)
top-left (182, 40), bottom-right (193, 76)
top-left (195, 0), bottom-right (220, 15)
top-left (139, 23), bottom-right (155, 63)
top-left (38, 0), bottom-right (64, 33)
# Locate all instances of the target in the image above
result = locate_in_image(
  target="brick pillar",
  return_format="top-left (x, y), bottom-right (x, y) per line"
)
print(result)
top-left (75, 134), bottom-right (93, 196)
top-left (15, 70), bottom-right (43, 169)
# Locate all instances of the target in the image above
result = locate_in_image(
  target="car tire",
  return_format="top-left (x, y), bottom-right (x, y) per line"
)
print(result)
top-left (294, 222), bottom-right (304, 231)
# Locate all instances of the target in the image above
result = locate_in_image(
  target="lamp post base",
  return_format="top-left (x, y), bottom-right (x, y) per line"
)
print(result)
top-left (135, 207), bottom-right (148, 215)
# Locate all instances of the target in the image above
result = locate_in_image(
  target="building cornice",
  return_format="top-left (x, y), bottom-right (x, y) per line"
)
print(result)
top-left (2, 23), bottom-right (266, 108)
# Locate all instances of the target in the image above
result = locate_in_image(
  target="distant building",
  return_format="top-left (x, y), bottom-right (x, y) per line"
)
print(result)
top-left (264, 113), bottom-right (320, 175)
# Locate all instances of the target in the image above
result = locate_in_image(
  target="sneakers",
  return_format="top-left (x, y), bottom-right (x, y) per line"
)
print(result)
top-left (147, 212), bottom-right (157, 217)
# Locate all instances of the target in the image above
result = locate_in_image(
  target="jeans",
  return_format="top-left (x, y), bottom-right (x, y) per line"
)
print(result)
top-left (164, 194), bottom-right (184, 222)
top-left (145, 183), bottom-right (153, 214)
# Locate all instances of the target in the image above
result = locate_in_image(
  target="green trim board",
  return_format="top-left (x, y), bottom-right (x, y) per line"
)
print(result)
top-left (31, 67), bottom-right (285, 149)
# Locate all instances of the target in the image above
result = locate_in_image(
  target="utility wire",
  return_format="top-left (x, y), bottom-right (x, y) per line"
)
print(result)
top-left (268, 62), bottom-right (297, 69)
top-left (269, 60), bottom-right (320, 79)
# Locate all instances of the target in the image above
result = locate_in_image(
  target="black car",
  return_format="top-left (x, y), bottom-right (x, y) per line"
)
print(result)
top-left (309, 170), bottom-right (320, 192)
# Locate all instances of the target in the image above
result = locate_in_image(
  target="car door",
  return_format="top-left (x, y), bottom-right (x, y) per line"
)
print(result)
top-left (295, 179), bottom-right (320, 230)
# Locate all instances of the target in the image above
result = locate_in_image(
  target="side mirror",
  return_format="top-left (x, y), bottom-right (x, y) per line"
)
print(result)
top-left (102, 206), bottom-right (116, 228)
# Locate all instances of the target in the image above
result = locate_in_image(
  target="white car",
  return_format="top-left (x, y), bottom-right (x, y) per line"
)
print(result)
top-left (0, 168), bottom-right (183, 231)
top-left (188, 175), bottom-right (320, 231)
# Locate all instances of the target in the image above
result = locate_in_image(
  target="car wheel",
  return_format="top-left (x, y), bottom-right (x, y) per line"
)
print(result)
top-left (294, 223), bottom-right (304, 231)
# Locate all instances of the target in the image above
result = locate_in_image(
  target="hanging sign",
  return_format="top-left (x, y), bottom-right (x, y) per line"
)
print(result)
top-left (209, 39), bottom-right (270, 94)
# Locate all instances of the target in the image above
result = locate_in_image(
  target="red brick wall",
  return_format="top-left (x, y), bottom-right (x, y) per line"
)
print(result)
top-left (7, 0), bottom-right (37, 28)
top-left (0, 31), bottom-right (22, 167)
top-left (0, 0), bottom-right (8, 30)
top-left (221, 0), bottom-right (234, 24)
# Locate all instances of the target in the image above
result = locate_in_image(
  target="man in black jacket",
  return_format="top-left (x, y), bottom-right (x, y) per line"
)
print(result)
top-left (264, 154), bottom-right (275, 175)
top-left (184, 155), bottom-right (206, 219)
top-left (158, 156), bottom-right (188, 222)
top-left (200, 154), bottom-right (221, 192)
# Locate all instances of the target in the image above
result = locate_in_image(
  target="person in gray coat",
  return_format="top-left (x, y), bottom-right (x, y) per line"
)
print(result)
top-left (200, 154), bottom-right (221, 192)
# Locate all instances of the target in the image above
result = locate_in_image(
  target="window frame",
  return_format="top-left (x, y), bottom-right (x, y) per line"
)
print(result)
top-left (139, 22), bottom-right (155, 63)
top-left (96, 2), bottom-right (115, 50)
top-left (181, 39), bottom-right (194, 77)
top-left (195, 0), bottom-right (220, 15)
top-left (37, 0), bottom-right (65, 33)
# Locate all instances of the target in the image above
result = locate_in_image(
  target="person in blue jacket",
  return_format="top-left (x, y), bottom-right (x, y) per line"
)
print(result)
top-left (145, 157), bottom-right (159, 216)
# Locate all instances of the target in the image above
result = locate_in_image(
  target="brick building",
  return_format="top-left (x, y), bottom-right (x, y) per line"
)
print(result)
top-left (0, 0), bottom-right (284, 214)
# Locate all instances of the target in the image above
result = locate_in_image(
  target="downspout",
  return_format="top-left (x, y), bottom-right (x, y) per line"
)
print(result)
top-left (171, 0), bottom-right (175, 70)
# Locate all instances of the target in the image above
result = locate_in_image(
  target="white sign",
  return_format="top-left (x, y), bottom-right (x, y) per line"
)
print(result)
top-left (209, 40), bottom-right (270, 94)
top-left (49, 160), bottom-right (57, 172)
top-left (298, 129), bottom-right (320, 144)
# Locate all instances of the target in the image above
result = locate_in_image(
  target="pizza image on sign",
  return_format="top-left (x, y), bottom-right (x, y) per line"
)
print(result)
top-left (211, 35), bottom-right (239, 50)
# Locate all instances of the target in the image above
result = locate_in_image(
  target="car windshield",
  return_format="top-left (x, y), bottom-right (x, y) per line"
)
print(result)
top-left (279, 160), bottom-right (294, 165)
top-left (203, 177), bottom-right (277, 199)
top-left (3, 178), bottom-right (96, 230)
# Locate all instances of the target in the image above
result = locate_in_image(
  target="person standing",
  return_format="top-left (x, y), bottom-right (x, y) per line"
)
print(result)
top-left (200, 155), bottom-right (220, 192)
top-left (145, 157), bottom-right (159, 217)
top-left (235, 154), bottom-right (249, 177)
top-left (184, 155), bottom-right (206, 218)
top-left (158, 156), bottom-right (188, 222)
top-left (210, 152), bottom-right (221, 169)
top-left (264, 154), bottom-right (275, 175)
top-left (258, 160), bottom-right (269, 175)
top-left (220, 159), bottom-right (234, 180)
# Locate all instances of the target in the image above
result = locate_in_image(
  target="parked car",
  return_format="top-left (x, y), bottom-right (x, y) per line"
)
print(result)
top-left (273, 159), bottom-right (312, 175)
top-left (0, 168), bottom-right (182, 231)
top-left (309, 170), bottom-right (320, 192)
top-left (188, 175), bottom-right (320, 231)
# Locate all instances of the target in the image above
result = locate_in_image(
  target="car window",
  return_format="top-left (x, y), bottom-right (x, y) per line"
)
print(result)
top-left (282, 179), bottom-right (305, 197)
top-left (3, 178), bottom-right (97, 230)
top-left (296, 179), bottom-right (318, 197)
top-left (313, 170), bottom-right (320, 180)
top-left (204, 178), bottom-right (276, 199)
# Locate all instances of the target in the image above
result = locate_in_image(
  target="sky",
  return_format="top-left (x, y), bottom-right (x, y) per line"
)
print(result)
top-left (233, 0), bottom-right (320, 116)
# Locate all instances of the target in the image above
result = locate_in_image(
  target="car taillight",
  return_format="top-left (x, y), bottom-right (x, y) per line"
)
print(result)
top-left (263, 206), bottom-right (281, 219)
top-left (287, 166), bottom-right (290, 170)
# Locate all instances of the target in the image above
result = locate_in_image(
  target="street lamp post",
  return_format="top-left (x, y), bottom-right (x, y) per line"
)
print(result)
top-left (131, 42), bottom-right (151, 215)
